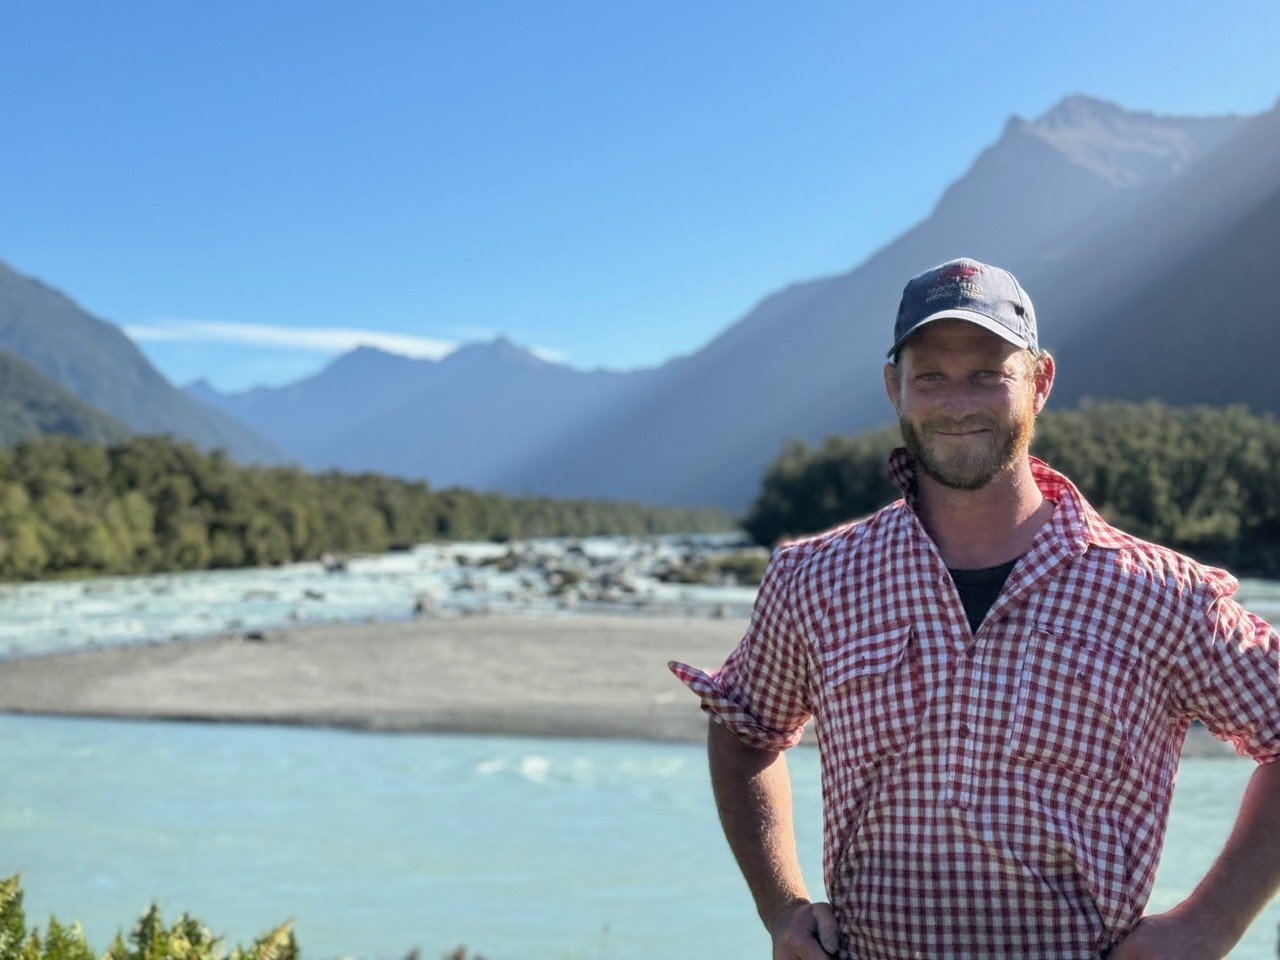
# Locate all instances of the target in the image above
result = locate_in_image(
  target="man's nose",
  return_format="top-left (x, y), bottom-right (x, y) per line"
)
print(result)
top-left (935, 381), bottom-right (983, 417)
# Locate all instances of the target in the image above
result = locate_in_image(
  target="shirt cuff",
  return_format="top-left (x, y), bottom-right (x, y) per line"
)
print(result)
top-left (668, 660), bottom-right (806, 751)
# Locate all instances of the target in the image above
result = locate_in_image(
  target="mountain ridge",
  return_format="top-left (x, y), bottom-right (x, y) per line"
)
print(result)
top-left (495, 95), bottom-right (1252, 507)
top-left (14, 93), bottom-right (1276, 513)
top-left (0, 349), bottom-right (132, 447)
top-left (0, 261), bottom-right (286, 463)
top-left (190, 336), bottom-right (660, 487)
top-left (193, 94), bottom-right (1261, 507)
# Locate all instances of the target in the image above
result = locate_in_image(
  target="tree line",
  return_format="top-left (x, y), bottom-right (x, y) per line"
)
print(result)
top-left (744, 402), bottom-right (1280, 578)
top-left (0, 435), bottom-right (731, 581)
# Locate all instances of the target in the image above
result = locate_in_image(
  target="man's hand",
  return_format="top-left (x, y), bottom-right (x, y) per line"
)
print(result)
top-left (767, 899), bottom-right (840, 959)
top-left (1105, 910), bottom-right (1236, 960)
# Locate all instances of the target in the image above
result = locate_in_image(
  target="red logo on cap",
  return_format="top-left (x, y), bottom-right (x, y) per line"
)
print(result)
top-left (938, 264), bottom-right (980, 283)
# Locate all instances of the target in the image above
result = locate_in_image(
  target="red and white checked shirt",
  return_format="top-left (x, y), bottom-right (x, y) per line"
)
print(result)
top-left (671, 449), bottom-right (1280, 960)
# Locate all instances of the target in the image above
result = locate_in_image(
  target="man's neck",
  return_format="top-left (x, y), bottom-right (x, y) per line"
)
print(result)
top-left (914, 459), bottom-right (1055, 570)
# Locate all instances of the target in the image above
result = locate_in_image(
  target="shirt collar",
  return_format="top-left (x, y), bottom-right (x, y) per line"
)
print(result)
top-left (887, 446), bottom-right (1127, 551)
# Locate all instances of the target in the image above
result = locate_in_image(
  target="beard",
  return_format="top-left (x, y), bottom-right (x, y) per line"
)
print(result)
top-left (900, 404), bottom-right (1035, 491)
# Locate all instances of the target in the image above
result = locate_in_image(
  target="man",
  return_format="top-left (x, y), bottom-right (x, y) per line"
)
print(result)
top-left (670, 258), bottom-right (1280, 960)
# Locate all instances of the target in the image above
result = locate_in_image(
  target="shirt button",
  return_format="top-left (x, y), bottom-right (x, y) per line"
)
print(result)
top-left (958, 722), bottom-right (971, 737)
top-left (964, 647), bottom-right (978, 660)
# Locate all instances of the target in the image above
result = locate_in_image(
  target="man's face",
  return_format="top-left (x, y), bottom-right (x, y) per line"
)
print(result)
top-left (884, 319), bottom-right (1053, 491)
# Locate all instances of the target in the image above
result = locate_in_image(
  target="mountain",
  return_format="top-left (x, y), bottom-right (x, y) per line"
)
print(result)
top-left (494, 96), bottom-right (1246, 508)
top-left (188, 346), bottom-right (430, 465)
top-left (0, 349), bottom-right (132, 447)
top-left (190, 339), bottom-right (658, 488)
top-left (0, 261), bottom-right (285, 462)
top-left (186, 94), bottom-right (1280, 510)
top-left (1054, 181), bottom-right (1280, 411)
top-left (1030, 98), bottom-right (1280, 411)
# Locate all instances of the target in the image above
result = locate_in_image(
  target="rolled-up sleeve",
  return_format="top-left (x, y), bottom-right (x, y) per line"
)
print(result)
top-left (668, 545), bottom-right (812, 750)
top-left (1172, 574), bottom-right (1280, 764)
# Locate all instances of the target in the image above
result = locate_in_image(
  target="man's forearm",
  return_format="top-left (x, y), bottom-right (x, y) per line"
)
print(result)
top-left (707, 717), bottom-right (812, 930)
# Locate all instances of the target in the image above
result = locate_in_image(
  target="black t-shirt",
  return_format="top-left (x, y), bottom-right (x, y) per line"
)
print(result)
top-left (949, 558), bottom-right (1019, 634)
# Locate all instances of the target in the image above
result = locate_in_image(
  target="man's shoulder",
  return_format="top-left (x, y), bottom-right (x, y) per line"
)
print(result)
top-left (1079, 517), bottom-right (1238, 600)
top-left (1041, 460), bottom-right (1239, 599)
top-left (772, 501), bottom-right (906, 569)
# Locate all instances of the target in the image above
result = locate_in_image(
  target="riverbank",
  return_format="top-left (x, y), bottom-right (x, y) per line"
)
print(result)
top-left (0, 614), bottom-right (744, 742)
top-left (0, 613), bottom-right (1237, 755)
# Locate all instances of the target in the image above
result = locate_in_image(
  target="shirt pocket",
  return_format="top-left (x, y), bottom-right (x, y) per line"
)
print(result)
top-left (1009, 626), bottom-right (1137, 784)
top-left (817, 621), bottom-right (924, 769)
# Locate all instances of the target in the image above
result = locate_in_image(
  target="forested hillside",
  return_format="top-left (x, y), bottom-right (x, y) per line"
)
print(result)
top-left (744, 402), bottom-right (1280, 577)
top-left (0, 350), bottom-right (131, 446)
top-left (0, 435), bottom-right (731, 581)
top-left (0, 261), bottom-right (286, 462)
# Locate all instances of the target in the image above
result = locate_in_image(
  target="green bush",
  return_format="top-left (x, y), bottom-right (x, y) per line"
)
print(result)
top-left (0, 876), bottom-right (297, 960)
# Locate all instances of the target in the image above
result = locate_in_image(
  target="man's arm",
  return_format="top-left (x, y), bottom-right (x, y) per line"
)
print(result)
top-left (708, 718), bottom-right (839, 959)
top-left (1109, 759), bottom-right (1280, 960)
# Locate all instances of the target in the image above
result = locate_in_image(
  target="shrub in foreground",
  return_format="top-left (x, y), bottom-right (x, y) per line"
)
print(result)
top-left (0, 874), bottom-right (296, 960)
top-left (0, 876), bottom-right (491, 960)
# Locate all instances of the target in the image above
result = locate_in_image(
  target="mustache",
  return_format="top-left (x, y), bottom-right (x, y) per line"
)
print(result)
top-left (920, 417), bottom-right (997, 434)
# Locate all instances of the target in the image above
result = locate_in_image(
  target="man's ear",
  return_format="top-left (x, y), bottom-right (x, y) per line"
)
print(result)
top-left (884, 362), bottom-right (902, 414)
top-left (1032, 352), bottom-right (1055, 414)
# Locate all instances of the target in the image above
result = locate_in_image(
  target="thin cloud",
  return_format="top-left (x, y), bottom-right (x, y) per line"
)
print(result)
top-left (125, 317), bottom-right (571, 368)
top-left (124, 318), bottom-right (459, 359)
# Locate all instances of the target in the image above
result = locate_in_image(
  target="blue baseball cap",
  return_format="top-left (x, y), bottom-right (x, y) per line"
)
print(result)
top-left (889, 257), bottom-right (1039, 359)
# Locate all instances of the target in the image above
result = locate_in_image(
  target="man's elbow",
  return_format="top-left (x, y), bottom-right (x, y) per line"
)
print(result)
top-left (708, 716), bottom-right (783, 772)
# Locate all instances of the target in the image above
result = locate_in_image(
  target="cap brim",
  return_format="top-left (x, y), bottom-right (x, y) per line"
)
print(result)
top-left (888, 308), bottom-right (1031, 358)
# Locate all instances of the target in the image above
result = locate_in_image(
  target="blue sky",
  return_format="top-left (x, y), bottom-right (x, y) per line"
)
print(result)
top-left (3, 2), bottom-right (1279, 391)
